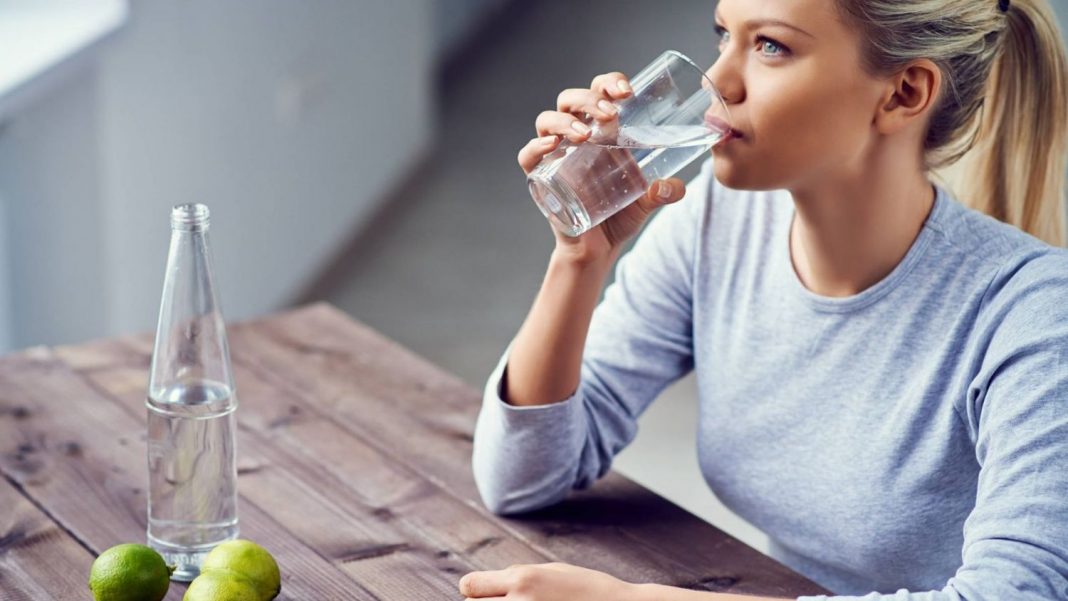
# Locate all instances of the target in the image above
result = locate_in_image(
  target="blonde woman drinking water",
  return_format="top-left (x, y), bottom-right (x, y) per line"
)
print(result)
top-left (460, 0), bottom-right (1068, 599)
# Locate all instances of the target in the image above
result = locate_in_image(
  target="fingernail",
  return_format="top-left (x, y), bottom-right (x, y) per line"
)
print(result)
top-left (617, 80), bottom-right (632, 94)
top-left (597, 100), bottom-right (617, 115)
top-left (540, 135), bottom-right (558, 144)
top-left (657, 181), bottom-right (672, 199)
top-left (571, 121), bottom-right (591, 135)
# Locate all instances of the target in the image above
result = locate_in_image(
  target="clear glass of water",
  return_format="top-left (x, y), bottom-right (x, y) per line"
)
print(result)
top-left (527, 50), bottom-right (731, 237)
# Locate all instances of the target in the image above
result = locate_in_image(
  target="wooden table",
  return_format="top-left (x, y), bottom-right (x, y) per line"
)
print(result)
top-left (0, 303), bottom-right (830, 599)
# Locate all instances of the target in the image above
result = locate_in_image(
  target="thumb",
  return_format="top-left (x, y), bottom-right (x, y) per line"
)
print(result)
top-left (635, 178), bottom-right (686, 214)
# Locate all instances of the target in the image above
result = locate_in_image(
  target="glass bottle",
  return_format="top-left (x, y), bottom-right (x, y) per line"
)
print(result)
top-left (146, 203), bottom-right (239, 582)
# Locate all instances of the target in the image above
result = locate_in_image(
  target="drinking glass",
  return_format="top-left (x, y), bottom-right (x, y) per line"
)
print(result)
top-left (527, 50), bottom-right (731, 237)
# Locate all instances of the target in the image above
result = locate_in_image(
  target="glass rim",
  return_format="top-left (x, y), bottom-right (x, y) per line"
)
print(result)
top-left (658, 49), bottom-right (731, 127)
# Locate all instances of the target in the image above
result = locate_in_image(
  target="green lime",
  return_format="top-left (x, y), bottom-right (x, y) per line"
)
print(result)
top-left (183, 568), bottom-right (260, 601)
top-left (88, 543), bottom-right (174, 601)
top-left (200, 539), bottom-right (281, 601)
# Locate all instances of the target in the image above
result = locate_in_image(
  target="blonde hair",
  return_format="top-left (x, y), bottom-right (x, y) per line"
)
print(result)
top-left (835, 0), bottom-right (1068, 246)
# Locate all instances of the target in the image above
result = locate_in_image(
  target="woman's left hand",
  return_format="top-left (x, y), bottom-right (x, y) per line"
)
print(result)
top-left (458, 562), bottom-right (641, 600)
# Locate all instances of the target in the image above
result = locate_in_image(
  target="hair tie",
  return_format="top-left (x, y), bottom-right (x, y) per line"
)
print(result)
top-left (998, 0), bottom-right (1010, 13)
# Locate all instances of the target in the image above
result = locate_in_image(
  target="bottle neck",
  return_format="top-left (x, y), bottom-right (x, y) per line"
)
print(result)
top-left (150, 211), bottom-right (233, 400)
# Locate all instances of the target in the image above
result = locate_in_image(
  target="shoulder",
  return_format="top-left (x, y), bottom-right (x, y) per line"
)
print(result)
top-left (924, 186), bottom-right (1049, 267)
top-left (928, 189), bottom-right (1068, 344)
top-left (982, 249), bottom-right (1068, 340)
top-left (966, 248), bottom-right (1068, 450)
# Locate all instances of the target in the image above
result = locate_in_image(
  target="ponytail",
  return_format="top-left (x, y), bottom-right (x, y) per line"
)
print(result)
top-left (835, 0), bottom-right (1068, 246)
top-left (940, 0), bottom-right (1068, 246)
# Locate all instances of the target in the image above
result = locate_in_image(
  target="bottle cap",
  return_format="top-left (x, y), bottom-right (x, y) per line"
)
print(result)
top-left (171, 204), bottom-right (211, 231)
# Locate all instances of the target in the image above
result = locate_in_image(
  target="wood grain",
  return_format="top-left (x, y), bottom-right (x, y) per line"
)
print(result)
top-left (0, 303), bottom-right (831, 599)
top-left (60, 336), bottom-right (553, 600)
top-left (0, 476), bottom-right (94, 600)
top-left (0, 347), bottom-right (375, 600)
top-left (226, 303), bottom-right (830, 597)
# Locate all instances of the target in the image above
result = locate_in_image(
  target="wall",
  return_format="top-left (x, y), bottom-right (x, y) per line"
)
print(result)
top-left (0, 68), bottom-right (107, 348)
top-left (98, 0), bottom-right (434, 336)
top-left (0, 0), bottom-right (436, 348)
top-left (435, 0), bottom-right (513, 60)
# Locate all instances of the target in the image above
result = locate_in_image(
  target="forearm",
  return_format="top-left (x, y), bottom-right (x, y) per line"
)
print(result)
top-left (631, 583), bottom-right (791, 601)
top-left (505, 248), bottom-right (619, 406)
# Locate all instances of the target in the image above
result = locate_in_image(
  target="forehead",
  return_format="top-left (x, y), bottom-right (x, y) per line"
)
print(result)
top-left (716, 0), bottom-right (842, 33)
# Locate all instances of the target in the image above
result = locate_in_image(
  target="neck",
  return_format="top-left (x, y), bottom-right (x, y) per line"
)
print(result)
top-left (788, 151), bottom-right (935, 298)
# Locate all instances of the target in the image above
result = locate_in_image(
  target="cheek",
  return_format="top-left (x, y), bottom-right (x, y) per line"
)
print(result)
top-left (717, 67), bottom-right (877, 189)
top-left (757, 76), bottom-right (874, 162)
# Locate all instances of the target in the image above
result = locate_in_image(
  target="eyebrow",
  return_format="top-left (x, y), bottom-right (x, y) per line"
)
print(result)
top-left (714, 11), bottom-right (815, 39)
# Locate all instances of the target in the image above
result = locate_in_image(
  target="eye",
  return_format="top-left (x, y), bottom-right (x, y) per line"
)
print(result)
top-left (757, 35), bottom-right (789, 57)
top-left (714, 24), bottom-right (730, 47)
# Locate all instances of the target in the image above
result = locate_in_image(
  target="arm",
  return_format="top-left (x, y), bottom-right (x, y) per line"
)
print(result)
top-left (471, 159), bottom-right (714, 515)
top-left (505, 246), bottom-right (621, 407)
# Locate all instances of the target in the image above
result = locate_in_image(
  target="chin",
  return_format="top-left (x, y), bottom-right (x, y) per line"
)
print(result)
top-left (711, 153), bottom-right (760, 190)
top-left (711, 149), bottom-right (793, 191)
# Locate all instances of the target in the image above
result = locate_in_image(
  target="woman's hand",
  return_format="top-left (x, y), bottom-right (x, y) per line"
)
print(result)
top-left (517, 72), bottom-right (688, 264)
top-left (458, 562), bottom-right (642, 600)
top-left (458, 562), bottom-right (794, 600)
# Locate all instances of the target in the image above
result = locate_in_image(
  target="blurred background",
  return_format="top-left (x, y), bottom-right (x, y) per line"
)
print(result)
top-left (2, 0), bottom-right (1067, 559)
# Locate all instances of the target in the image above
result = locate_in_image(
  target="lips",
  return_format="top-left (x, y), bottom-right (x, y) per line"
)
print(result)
top-left (704, 114), bottom-right (743, 142)
top-left (704, 114), bottom-right (731, 133)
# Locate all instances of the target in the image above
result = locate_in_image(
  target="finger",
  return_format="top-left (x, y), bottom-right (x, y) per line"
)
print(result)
top-left (458, 570), bottom-right (512, 598)
top-left (557, 88), bottom-right (618, 122)
top-left (635, 177), bottom-right (687, 214)
top-left (591, 71), bottom-right (633, 100)
top-left (517, 135), bottom-right (560, 173)
top-left (535, 110), bottom-right (593, 143)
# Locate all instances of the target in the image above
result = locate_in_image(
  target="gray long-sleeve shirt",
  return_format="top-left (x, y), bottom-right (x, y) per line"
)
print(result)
top-left (472, 158), bottom-right (1068, 600)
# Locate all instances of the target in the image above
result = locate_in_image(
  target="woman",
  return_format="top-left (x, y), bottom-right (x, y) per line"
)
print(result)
top-left (460, 0), bottom-right (1068, 599)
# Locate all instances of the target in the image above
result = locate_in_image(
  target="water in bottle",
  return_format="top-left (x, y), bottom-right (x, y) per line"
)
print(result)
top-left (146, 203), bottom-right (239, 582)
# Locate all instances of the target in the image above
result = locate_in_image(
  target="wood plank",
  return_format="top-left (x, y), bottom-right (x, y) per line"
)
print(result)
top-left (224, 303), bottom-right (830, 597)
top-left (0, 475), bottom-right (94, 600)
top-left (0, 347), bottom-right (381, 600)
top-left (45, 303), bottom-right (830, 597)
top-left (98, 326), bottom-right (735, 588)
top-left (56, 336), bottom-right (553, 600)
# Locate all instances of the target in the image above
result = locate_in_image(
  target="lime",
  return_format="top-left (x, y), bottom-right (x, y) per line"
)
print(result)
top-left (88, 543), bottom-right (174, 601)
top-left (183, 568), bottom-right (260, 601)
top-left (200, 539), bottom-right (281, 600)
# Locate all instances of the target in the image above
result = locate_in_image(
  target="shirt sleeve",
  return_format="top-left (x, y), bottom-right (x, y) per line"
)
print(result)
top-left (471, 158), bottom-right (714, 516)
top-left (798, 251), bottom-right (1068, 601)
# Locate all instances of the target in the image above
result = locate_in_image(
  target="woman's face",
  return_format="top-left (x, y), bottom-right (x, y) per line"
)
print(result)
top-left (707, 0), bottom-right (889, 191)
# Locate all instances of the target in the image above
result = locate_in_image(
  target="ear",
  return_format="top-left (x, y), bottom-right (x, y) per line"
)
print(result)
top-left (874, 59), bottom-right (941, 136)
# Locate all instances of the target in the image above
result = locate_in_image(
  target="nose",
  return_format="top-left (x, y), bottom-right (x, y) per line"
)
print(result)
top-left (705, 52), bottom-right (744, 106)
